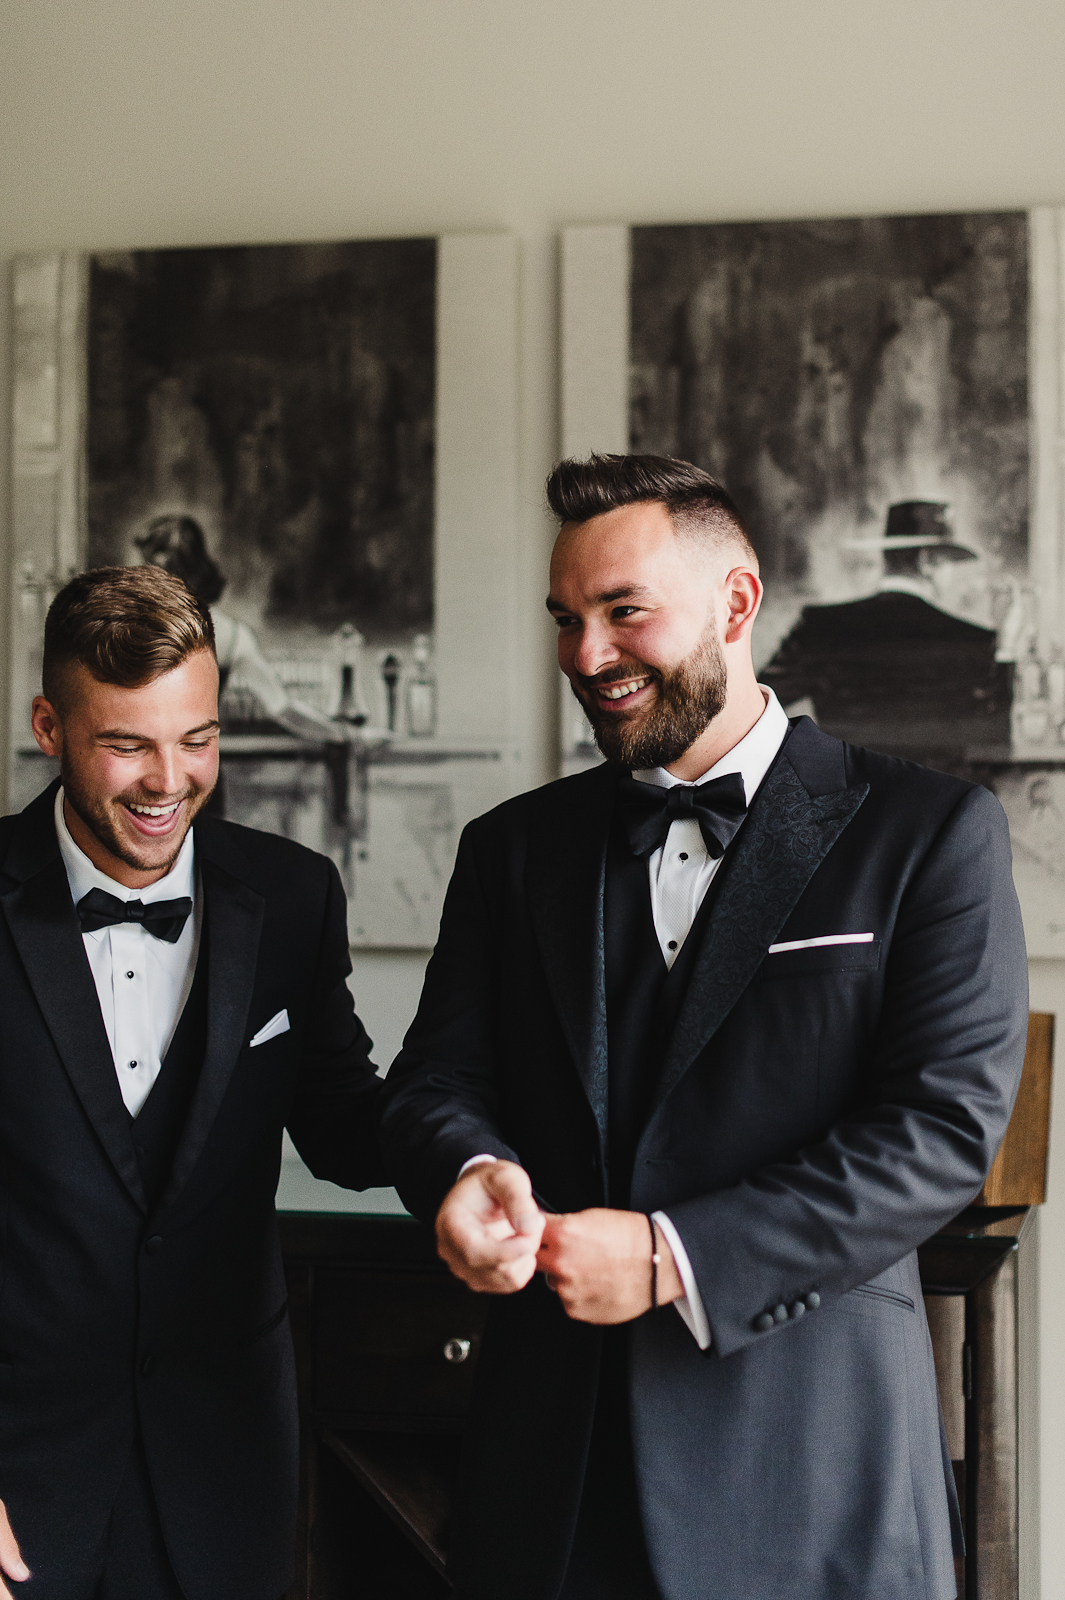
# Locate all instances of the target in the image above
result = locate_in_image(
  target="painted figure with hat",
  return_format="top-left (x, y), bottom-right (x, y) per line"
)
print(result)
top-left (761, 499), bottom-right (1012, 770)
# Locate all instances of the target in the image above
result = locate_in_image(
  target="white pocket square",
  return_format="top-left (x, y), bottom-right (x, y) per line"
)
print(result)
top-left (767, 933), bottom-right (874, 954)
top-left (250, 1009), bottom-right (290, 1047)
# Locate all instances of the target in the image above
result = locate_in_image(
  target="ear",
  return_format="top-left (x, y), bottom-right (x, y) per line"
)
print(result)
top-left (723, 567), bottom-right (763, 645)
top-left (30, 697), bottom-right (63, 759)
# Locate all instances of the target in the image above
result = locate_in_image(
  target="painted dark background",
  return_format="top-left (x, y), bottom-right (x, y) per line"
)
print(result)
top-left (86, 238), bottom-right (437, 641)
top-left (629, 213), bottom-right (1029, 595)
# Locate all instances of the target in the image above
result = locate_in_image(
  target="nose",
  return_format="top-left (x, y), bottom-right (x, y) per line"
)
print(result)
top-left (141, 747), bottom-right (182, 797)
top-left (566, 620), bottom-right (621, 682)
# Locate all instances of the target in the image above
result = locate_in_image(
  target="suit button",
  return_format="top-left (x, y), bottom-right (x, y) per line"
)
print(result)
top-left (141, 1355), bottom-right (155, 1378)
top-left (773, 1304), bottom-right (788, 1324)
top-left (806, 1292), bottom-right (821, 1310)
top-left (754, 1313), bottom-right (774, 1333)
top-left (790, 1300), bottom-right (806, 1319)
top-left (144, 1236), bottom-right (163, 1255)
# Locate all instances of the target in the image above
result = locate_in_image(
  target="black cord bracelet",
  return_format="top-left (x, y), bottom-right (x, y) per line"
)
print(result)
top-left (647, 1213), bottom-right (661, 1310)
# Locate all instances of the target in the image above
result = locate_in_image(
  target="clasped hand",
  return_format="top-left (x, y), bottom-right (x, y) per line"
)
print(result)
top-left (435, 1161), bottom-right (683, 1323)
top-left (0, 1499), bottom-right (29, 1596)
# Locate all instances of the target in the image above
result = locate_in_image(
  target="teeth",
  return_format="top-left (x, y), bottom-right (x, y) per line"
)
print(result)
top-left (128, 802), bottom-right (180, 817)
top-left (602, 677), bottom-right (650, 701)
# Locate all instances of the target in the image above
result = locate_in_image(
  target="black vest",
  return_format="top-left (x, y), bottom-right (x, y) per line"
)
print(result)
top-left (130, 942), bottom-right (209, 1211)
top-left (603, 820), bottom-right (719, 1208)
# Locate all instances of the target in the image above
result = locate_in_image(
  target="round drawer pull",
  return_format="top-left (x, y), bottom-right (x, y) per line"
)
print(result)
top-left (443, 1338), bottom-right (471, 1364)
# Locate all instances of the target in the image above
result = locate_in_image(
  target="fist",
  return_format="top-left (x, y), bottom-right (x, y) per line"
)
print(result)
top-left (436, 1160), bottom-right (545, 1294)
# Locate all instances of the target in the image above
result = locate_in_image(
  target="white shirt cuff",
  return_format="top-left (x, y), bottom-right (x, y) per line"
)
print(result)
top-left (652, 1210), bottom-right (711, 1350)
top-left (458, 1154), bottom-right (498, 1180)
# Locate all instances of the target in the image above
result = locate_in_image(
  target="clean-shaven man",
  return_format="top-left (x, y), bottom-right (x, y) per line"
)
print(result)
top-left (0, 566), bottom-right (382, 1600)
top-left (379, 455), bottom-right (1028, 1600)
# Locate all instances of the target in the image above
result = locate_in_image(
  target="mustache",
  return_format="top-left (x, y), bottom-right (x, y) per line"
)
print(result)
top-left (576, 663), bottom-right (661, 691)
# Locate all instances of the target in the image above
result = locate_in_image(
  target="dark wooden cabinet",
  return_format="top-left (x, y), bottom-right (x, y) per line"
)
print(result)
top-left (281, 1207), bottom-right (1035, 1599)
top-left (281, 1212), bottom-right (477, 1599)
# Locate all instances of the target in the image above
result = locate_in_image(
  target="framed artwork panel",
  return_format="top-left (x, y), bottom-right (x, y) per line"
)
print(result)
top-left (561, 210), bottom-right (1065, 955)
top-left (10, 231), bottom-right (520, 949)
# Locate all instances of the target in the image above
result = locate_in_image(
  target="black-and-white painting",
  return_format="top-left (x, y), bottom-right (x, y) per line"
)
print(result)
top-left (10, 233), bottom-right (520, 948)
top-left (561, 210), bottom-right (1065, 955)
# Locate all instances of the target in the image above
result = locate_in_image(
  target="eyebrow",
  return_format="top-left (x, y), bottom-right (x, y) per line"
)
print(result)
top-left (545, 585), bottom-right (655, 614)
top-left (95, 720), bottom-right (222, 741)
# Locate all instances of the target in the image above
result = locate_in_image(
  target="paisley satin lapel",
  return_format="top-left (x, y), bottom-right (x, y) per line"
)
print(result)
top-left (651, 755), bottom-right (869, 1116)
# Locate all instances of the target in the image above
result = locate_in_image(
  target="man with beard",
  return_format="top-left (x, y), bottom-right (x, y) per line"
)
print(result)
top-left (379, 454), bottom-right (1028, 1600)
top-left (0, 566), bottom-right (382, 1600)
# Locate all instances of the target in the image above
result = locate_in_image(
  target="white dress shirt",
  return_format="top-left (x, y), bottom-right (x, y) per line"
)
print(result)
top-left (55, 787), bottom-right (202, 1117)
top-left (465, 690), bottom-right (791, 1351)
top-left (633, 687), bottom-right (791, 969)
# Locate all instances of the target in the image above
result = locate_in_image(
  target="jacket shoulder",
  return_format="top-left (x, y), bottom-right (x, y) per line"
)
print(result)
top-left (841, 738), bottom-right (976, 800)
top-left (195, 814), bottom-right (336, 896)
top-left (837, 739), bottom-right (1008, 841)
top-left (784, 715), bottom-right (1001, 829)
top-left (464, 761), bottom-right (616, 842)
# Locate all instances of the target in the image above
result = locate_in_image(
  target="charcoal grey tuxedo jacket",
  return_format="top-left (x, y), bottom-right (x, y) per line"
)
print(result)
top-left (0, 780), bottom-right (383, 1600)
top-left (379, 718), bottom-right (1029, 1600)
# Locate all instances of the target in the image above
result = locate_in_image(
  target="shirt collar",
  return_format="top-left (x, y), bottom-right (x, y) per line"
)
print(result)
top-left (55, 785), bottom-right (197, 912)
top-left (631, 686), bottom-right (790, 804)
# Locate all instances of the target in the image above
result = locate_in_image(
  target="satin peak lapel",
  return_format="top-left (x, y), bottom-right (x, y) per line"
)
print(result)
top-left (158, 851), bottom-right (264, 1210)
top-left (1, 859), bottom-right (147, 1211)
top-left (652, 748), bottom-right (868, 1115)
top-left (526, 765), bottom-right (614, 1136)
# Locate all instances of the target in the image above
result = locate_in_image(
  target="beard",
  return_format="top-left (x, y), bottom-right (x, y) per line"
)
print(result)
top-left (60, 756), bottom-right (214, 877)
top-left (573, 625), bottom-right (729, 769)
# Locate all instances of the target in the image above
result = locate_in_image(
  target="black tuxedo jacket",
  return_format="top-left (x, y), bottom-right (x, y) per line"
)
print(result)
top-left (0, 781), bottom-right (382, 1600)
top-left (379, 719), bottom-right (1029, 1600)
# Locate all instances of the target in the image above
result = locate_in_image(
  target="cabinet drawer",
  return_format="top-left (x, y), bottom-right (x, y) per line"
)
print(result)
top-left (314, 1269), bottom-right (488, 1425)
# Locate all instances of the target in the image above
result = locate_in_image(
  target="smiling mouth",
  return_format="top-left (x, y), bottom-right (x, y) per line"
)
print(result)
top-left (594, 675), bottom-right (652, 705)
top-left (121, 797), bottom-right (186, 837)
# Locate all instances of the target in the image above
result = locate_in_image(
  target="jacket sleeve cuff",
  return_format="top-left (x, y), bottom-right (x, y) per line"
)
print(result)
top-left (653, 1210), bottom-right (712, 1350)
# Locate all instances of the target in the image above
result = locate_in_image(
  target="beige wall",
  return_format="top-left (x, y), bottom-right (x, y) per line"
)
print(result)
top-left (2, 2), bottom-right (1064, 1591)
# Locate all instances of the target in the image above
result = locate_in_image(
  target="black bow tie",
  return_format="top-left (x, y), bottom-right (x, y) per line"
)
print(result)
top-left (618, 771), bottom-right (748, 859)
top-left (76, 887), bottom-right (193, 944)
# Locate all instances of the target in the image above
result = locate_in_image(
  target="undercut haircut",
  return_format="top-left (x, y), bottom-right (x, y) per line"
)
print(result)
top-left (545, 453), bottom-right (756, 564)
top-left (42, 566), bottom-right (216, 711)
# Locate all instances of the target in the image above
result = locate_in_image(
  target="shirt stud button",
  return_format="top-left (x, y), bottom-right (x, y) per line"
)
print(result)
top-left (679, 852), bottom-right (688, 861)
top-left (126, 971), bottom-right (135, 979)
top-left (128, 1060), bottom-right (138, 1070)
top-left (667, 940), bottom-right (678, 951)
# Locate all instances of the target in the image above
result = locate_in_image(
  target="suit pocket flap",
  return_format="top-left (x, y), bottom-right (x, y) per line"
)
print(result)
top-left (759, 940), bottom-right (882, 978)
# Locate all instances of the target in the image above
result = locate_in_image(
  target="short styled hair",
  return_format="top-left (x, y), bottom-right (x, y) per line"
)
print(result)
top-left (42, 565), bottom-right (216, 709)
top-left (545, 453), bottom-right (756, 563)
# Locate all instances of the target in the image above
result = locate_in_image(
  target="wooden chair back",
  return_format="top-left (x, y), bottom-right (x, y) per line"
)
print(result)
top-left (978, 1011), bottom-right (1054, 1205)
